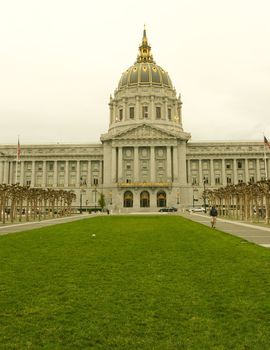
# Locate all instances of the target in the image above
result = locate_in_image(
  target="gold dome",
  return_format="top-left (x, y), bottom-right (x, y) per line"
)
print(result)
top-left (118, 28), bottom-right (173, 89)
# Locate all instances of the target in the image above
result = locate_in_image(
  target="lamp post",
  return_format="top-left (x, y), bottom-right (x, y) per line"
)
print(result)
top-left (109, 191), bottom-right (112, 205)
top-left (193, 188), bottom-right (198, 208)
top-left (177, 190), bottom-right (180, 205)
top-left (203, 177), bottom-right (207, 213)
top-left (93, 178), bottom-right (98, 211)
top-left (80, 191), bottom-right (83, 214)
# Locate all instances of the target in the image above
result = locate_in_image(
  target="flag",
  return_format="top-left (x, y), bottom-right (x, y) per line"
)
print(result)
top-left (17, 138), bottom-right (21, 161)
top-left (264, 136), bottom-right (270, 149)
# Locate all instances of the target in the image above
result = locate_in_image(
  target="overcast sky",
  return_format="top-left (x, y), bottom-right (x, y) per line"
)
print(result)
top-left (1, 0), bottom-right (270, 145)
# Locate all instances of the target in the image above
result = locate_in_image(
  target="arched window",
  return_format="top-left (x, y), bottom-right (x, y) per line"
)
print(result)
top-left (157, 191), bottom-right (166, 207)
top-left (123, 191), bottom-right (133, 208)
top-left (140, 191), bottom-right (150, 207)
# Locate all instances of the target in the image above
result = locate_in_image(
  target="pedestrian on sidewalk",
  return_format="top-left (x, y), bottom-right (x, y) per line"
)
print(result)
top-left (210, 206), bottom-right (218, 228)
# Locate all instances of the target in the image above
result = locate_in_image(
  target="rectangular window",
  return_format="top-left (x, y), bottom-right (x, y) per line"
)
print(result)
top-left (156, 106), bottom-right (161, 119)
top-left (215, 177), bottom-right (220, 184)
top-left (250, 176), bottom-right (255, 183)
top-left (49, 163), bottom-right (54, 171)
top-left (227, 177), bottom-right (232, 184)
top-left (129, 107), bottom-right (134, 119)
top-left (237, 161), bottom-right (242, 169)
top-left (119, 109), bottom-right (123, 121)
top-left (142, 106), bottom-right (148, 118)
top-left (226, 163), bottom-right (231, 169)
top-left (168, 108), bottom-right (172, 120)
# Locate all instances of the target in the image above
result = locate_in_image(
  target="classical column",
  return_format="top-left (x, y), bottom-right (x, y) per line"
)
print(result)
top-left (10, 162), bottom-right (14, 184)
top-left (135, 96), bottom-right (140, 119)
top-left (245, 159), bottom-right (249, 182)
top-left (186, 159), bottom-right (190, 184)
top-left (256, 158), bottom-right (260, 182)
top-left (31, 161), bottom-right (35, 187)
top-left (113, 102), bottom-right (116, 122)
top-left (210, 159), bottom-right (215, 186)
top-left (64, 160), bottom-right (69, 188)
top-left (111, 147), bottom-right (117, 183)
top-left (109, 101), bottom-right (113, 125)
top-left (134, 147), bottom-right (139, 182)
top-left (100, 160), bottom-right (104, 184)
top-left (172, 146), bottom-right (178, 182)
top-left (166, 146), bottom-right (172, 181)
top-left (3, 161), bottom-right (9, 184)
top-left (0, 161), bottom-right (3, 183)
top-left (178, 142), bottom-right (187, 185)
top-left (118, 147), bottom-right (123, 181)
top-left (20, 161), bottom-right (25, 186)
top-left (150, 96), bottom-right (155, 120)
top-left (150, 146), bottom-right (155, 182)
top-left (87, 160), bottom-right (92, 186)
top-left (222, 159), bottom-right (226, 185)
top-left (268, 158), bottom-right (270, 181)
top-left (164, 97), bottom-right (168, 120)
top-left (76, 161), bottom-right (80, 187)
top-left (198, 159), bottom-right (202, 186)
top-left (123, 98), bottom-right (126, 121)
top-left (42, 161), bottom-right (46, 187)
top-left (53, 160), bottom-right (57, 187)
top-left (233, 159), bottom-right (237, 184)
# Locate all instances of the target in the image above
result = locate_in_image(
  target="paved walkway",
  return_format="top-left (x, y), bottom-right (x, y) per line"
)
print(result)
top-left (180, 212), bottom-right (270, 248)
top-left (0, 213), bottom-right (100, 236)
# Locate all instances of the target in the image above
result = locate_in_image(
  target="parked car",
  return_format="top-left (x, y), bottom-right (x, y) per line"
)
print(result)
top-left (188, 207), bottom-right (205, 213)
top-left (159, 207), bottom-right (178, 212)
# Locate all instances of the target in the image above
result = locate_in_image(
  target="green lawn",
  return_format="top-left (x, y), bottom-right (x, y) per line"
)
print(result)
top-left (1, 216), bottom-right (270, 349)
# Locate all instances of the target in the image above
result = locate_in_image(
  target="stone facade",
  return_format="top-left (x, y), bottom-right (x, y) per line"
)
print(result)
top-left (0, 30), bottom-right (269, 212)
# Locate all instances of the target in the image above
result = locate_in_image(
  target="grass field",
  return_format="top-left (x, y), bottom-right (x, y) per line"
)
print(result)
top-left (1, 215), bottom-right (270, 349)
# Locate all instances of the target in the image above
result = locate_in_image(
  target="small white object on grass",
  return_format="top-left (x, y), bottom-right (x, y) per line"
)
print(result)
top-left (92, 234), bottom-right (96, 237)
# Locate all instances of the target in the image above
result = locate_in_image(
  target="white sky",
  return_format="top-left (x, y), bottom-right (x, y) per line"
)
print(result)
top-left (1, 0), bottom-right (270, 145)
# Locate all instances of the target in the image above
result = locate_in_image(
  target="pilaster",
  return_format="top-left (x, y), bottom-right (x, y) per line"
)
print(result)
top-left (166, 146), bottom-right (172, 181)
top-left (150, 146), bottom-right (155, 182)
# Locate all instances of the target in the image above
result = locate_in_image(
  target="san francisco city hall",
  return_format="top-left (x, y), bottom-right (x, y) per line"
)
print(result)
top-left (0, 30), bottom-right (269, 212)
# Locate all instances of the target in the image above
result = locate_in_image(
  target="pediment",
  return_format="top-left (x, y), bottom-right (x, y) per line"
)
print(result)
top-left (113, 124), bottom-right (177, 140)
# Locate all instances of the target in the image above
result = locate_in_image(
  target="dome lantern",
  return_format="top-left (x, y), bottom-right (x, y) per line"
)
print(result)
top-left (137, 26), bottom-right (155, 64)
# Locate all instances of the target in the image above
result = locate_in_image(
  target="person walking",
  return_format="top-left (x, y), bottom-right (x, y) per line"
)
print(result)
top-left (210, 206), bottom-right (218, 228)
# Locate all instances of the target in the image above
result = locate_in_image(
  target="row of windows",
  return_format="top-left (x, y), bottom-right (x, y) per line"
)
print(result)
top-left (191, 160), bottom-right (266, 170)
top-left (118, 106), bottom-right (172, 121)
top-left (191, 176), bottom-right (266, 185)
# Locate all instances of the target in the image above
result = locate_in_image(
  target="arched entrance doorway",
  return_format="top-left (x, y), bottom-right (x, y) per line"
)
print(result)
top-left (140, 191), bottom-right (150, 207)
top-left (157, 191), bottom-right (166, 207)
top-left (123, 191), bottom-right (133, 207)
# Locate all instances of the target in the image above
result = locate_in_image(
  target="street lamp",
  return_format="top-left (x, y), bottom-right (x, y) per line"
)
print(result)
top-left (193, 188), bottom-right (198, 208)
top-left (109, 191), bottom-right (112, 205)
top-left (203, 177), bottom-right (207, 213)
top-left (93, 178), bottom-right (98, 211)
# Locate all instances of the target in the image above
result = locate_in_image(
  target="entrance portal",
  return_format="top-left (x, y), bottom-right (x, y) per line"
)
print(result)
top-left (140, 191), bottom-right (150, 207)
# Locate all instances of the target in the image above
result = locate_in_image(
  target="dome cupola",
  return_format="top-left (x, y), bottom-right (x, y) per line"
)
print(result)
top-left (106, 27), bottom-right (185, 136)
top-left (118, 27), bottom-right (173, 89)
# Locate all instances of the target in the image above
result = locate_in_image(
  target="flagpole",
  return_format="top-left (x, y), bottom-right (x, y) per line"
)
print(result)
top-left (263, 135), bottom-right (268, 181)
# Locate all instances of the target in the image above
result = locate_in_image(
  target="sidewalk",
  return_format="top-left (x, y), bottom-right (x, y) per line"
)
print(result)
top-left (180, 212), bottom-right (270, 248)
top-left (0, 213), bottom-right (99, 236)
